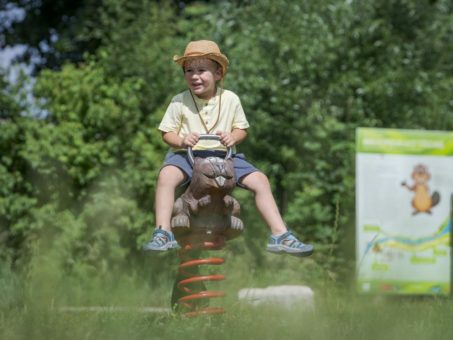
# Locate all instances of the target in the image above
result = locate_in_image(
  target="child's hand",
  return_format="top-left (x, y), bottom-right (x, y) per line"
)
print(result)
top-left (216, 131), bottom-right (236, 147)
top-left (182, 133), bottom-right (200, 148)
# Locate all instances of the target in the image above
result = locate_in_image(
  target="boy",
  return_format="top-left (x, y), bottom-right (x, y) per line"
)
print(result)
top-left (143, 40), bottom-right (313, 257)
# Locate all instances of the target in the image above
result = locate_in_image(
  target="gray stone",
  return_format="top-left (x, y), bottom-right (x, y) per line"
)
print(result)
top-left (238, 285), bottom-right (315, 309)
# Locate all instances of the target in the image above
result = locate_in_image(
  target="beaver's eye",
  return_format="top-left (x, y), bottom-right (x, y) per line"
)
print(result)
top-left (203, 171), bottom-right (216, 178)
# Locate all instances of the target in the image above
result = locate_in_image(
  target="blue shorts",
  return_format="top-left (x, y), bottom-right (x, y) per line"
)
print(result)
top-left (161, 151), bottom-right (259, 187)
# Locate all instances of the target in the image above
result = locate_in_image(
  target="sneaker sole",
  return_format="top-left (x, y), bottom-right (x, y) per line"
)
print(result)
top-left (267, 245), bottom-right (313, 257)
top-left (143, 242), bottom-right (180, 251)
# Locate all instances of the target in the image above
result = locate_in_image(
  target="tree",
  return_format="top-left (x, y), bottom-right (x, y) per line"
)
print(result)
top-left (1, 0), bottom-right (451, 282)
top-left (0, 72), bottom-right (37, 265)
top-left (1, 0), bottom-right (104, 71)
top-left (204, 0), bottom-right (453, 275)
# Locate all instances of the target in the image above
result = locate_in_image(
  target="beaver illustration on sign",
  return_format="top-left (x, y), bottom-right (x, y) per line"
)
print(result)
top-left (401, 164), bottom-right (440, 215)
top-left (171, 156), bottom-right (244, 240)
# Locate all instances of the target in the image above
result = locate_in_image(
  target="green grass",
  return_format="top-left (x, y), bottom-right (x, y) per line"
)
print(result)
top-left (2, 290), bottom-right (453, 340)
top-left (1, 251), bottom-right (453, 340)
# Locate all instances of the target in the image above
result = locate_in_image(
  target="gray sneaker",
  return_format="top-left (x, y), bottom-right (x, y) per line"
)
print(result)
top-left (143, 228), bottom-right (180, 251)
top-left (267, 231), bottom-right (313, 257)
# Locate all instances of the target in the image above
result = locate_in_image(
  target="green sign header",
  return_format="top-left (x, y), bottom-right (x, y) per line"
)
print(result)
top-left (356, 128), bottom-right (453, 155)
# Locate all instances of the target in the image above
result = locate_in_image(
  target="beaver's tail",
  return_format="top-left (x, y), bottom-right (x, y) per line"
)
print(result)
top-left (431, 191), bottom-right (440, 207)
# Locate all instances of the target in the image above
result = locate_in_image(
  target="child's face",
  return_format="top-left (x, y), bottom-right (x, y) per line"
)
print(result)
top-left (184, 58), bottom-right (222, 100)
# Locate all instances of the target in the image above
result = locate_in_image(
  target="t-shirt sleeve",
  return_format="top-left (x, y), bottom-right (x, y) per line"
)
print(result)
top-left (158, 96), bottom-right (183, 133)
top-left (232, 97), bottom-right (250, 130)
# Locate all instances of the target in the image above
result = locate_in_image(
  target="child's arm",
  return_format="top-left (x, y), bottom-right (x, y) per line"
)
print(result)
top-left (216, 129), bottom-right (247, 147)
top-left (162, 131), bottom-right (200, 148)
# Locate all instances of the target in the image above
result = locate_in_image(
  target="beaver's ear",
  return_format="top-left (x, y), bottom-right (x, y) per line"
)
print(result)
top-left (192, 157), bottom-right (204, 169)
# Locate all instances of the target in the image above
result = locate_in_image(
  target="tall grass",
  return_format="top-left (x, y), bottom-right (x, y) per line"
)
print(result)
top-left (2, 287), bottom-right (453, 339)
top-left (1, 250), bottom-right (453, 340)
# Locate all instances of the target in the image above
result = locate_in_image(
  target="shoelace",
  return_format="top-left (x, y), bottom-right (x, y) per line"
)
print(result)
top-left (281, 233), bottom-right (305, 249)
top-left (153, 234), bottom-right (169, 246)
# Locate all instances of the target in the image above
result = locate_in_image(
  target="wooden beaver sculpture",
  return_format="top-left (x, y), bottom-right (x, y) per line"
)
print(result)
top-left (170, 155), bottom-right (244, 311)
top-left (171, 156), bottom-right (244, 240)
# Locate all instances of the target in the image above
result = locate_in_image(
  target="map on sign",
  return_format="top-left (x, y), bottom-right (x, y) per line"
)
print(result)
top-left (356, 128), bottom-right (453, 295)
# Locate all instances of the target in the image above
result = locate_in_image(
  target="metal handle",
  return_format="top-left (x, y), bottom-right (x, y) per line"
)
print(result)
top-left (187, 134), bottom-right (233, 166)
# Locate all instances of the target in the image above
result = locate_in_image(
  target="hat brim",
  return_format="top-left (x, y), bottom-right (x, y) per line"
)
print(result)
top-left (173, 53), bottom-right (229, 75)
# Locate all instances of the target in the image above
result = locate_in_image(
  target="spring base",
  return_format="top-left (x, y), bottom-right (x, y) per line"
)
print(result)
top-left (172, 234), bottom-right (227, 317)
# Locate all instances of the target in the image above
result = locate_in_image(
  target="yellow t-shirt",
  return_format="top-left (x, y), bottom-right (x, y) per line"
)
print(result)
top-left (159, 88), bottom-right (250, 151)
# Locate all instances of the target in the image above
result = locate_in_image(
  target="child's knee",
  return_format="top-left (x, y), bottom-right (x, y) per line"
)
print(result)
top-left (252, 171), bottom-right (270, 184)
top-left (158, 165), bottom-right (186, 185)
top-left (241, 171), bottom-right (270, 190)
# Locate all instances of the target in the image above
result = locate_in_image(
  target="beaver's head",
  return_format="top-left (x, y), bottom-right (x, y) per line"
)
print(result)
top-left (191, 156), bottom-right (236, 193)
top-left (412, 164), bottom-right (430, 183)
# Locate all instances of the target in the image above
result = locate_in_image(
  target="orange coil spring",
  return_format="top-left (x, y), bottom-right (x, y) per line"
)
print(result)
top-left (176, 239), bottom-right (226, 317)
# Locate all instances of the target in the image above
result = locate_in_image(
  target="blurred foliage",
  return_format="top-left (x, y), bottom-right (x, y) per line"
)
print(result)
top-left (1, 0), bottom-right (452, 287)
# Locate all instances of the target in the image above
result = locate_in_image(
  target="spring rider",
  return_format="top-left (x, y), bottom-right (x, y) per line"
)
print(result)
top-left (170, 134), bottom-right (244, 317)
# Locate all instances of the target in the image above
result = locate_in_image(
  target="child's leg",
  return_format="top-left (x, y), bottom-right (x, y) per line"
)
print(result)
top-left (239, 171), bottom-right (287, 235)
top-left (155, 165), bottom-right (187, 231)
top-left (143, 165), bottom-right (186, 251)
top-left (239, 171), bottom-right (313, 256)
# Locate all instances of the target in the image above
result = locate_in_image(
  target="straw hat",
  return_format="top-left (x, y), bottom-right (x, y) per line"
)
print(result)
top-left (173, 40), bottom-right (229, 76)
